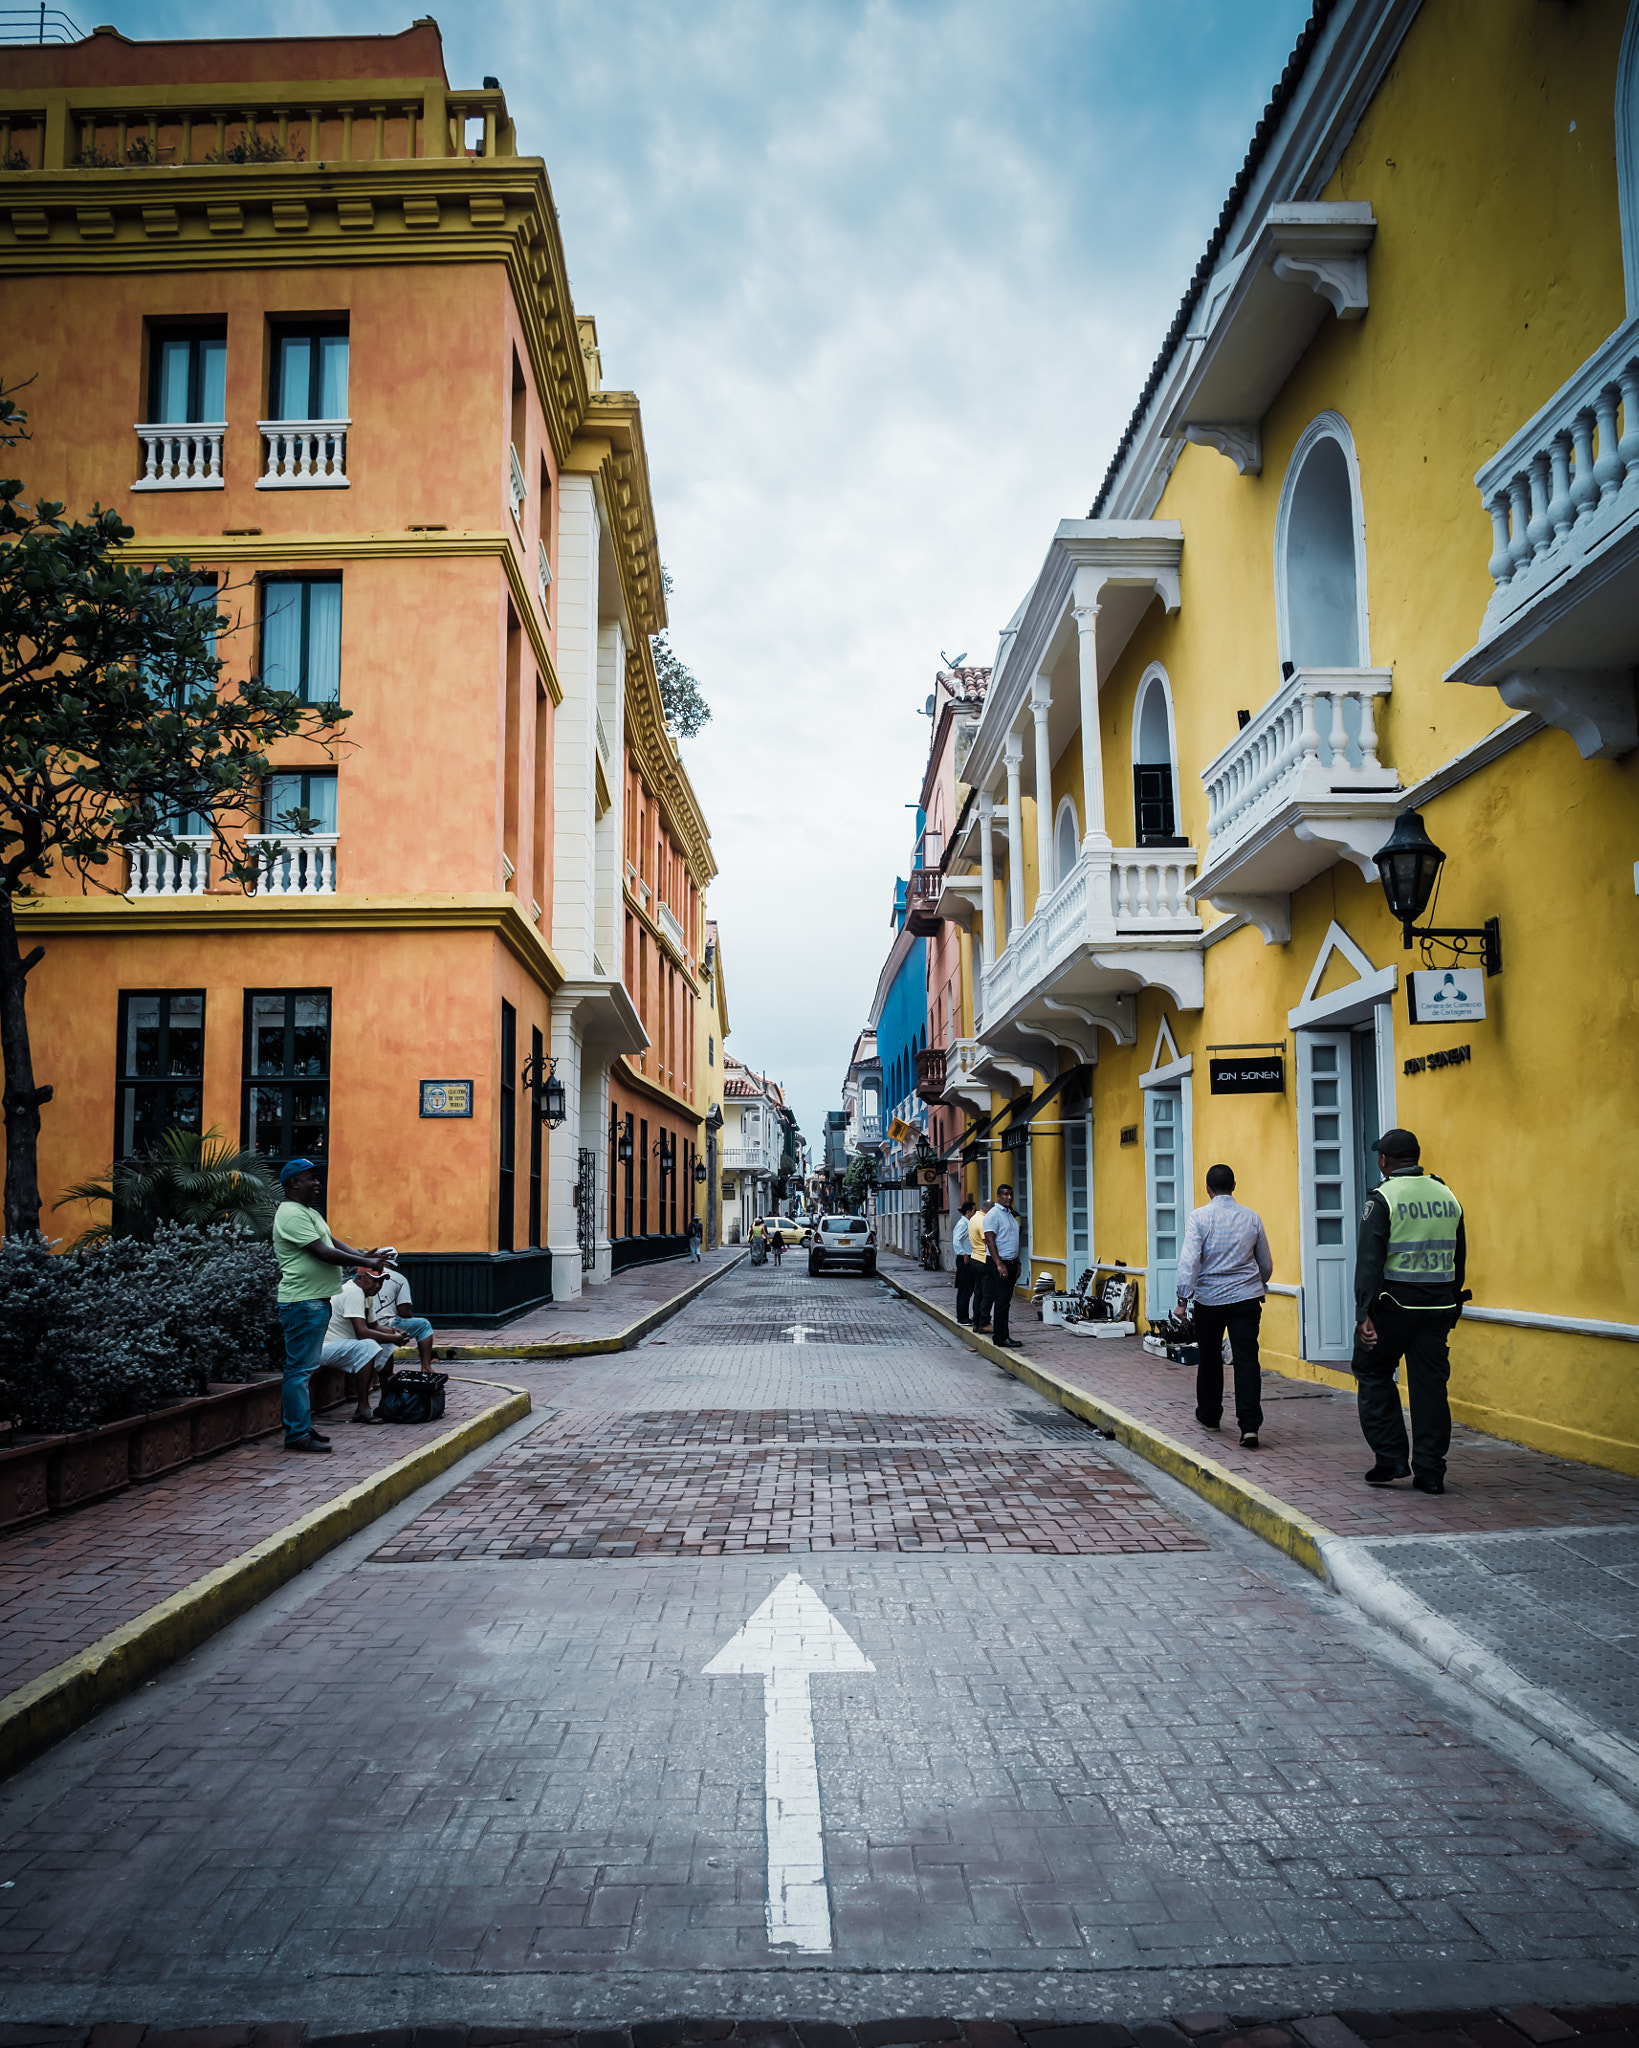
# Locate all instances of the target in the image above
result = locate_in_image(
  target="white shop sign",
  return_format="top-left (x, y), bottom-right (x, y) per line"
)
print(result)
top-left (1407, 967), bottom-right (1487, 1025)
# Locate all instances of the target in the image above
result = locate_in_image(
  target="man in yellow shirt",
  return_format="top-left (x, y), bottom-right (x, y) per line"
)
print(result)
top-left (272, 1157), bottom-right (386, 1453)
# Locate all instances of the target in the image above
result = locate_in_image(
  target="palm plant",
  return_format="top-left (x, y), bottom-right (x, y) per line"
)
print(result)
top-left (57, 1125), bottom-right (279, 1246)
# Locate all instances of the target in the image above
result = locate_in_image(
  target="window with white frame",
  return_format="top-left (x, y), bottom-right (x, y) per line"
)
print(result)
top-left (1054, 797), bottom-right (1080, 885)
top-left (1131, 666), bottom-right (1185, 846)
top-left (1277, 415), bottom-right (1369, 671)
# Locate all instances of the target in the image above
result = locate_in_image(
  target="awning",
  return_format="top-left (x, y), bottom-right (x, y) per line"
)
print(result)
top-left (949, 1062), bottom-right (1091, 1163)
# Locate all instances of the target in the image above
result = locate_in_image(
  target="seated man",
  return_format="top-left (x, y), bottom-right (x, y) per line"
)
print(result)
top-left (323, 1268), bottom-right (402, 1422)
top-left (371, 1249), bottom-right (436, 1371)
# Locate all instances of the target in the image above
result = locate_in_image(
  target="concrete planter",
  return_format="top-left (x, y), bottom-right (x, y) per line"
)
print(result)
top-left (48, 1414), bottom-right (143, 1512)
top-left (0, 1434), bottom-right (64, 1533)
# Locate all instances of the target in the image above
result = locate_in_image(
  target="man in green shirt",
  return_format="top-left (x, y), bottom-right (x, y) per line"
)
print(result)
top-left (273, 1157), bottom-right (386, 1452)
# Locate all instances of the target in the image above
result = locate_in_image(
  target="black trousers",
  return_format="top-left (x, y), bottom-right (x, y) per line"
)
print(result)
top-left (1353, 1299), bottom-right (1454, 1481)
top-left (954, 1254), bottom-right (978, 1325)
top-left (1192, 1296), bottom-right (1264, 1434)
top-left (979, 1257), bottom-right (1021, 1343)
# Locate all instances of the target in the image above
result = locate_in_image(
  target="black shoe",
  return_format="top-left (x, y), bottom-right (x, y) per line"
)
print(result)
top-left (1412, 1473), bottom-right (1446, 1494)
top-left (307, 1428), bottom-right (331, 1445)
top-left (1239, 1432), bottom-right (1259, 1449)
top-left (999, 1338), bottom-right (1025, 1349)
top-left (1364, 1462), bottom-right (1410, 1485)
top-left (971, 1325), bottom-right (991, 1335)
top-left (283, 1433), bottom-right (333, 1454)
top-left (1196, 1417), bottom-right (1221, 1432)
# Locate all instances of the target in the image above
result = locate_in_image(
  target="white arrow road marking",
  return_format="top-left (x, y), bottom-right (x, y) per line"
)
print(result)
top-left (702, 1573), bottom-right (874, 1952)
top-left (781, 1324), bottom-right (821, 1345)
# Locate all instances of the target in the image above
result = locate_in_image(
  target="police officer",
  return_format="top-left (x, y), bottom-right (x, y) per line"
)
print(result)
top-left (1353, 1127), bottom-right (1466, 1494)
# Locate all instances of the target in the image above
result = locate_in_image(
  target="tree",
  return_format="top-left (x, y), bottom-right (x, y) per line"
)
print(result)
top-left (56, 1124), bottom-right (279, 1246)
top-left (652, 565), bottom-right (710, 737)
top-left (0, 397), bottom-right (351, 1237)
top-left (841, 1152), bottom-right (876, 1211)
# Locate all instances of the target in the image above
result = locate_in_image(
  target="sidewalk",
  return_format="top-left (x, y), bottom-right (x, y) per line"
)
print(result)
top-left (430, 1245), bottom-right (743, 1353)
top-left (0, 1372), bottom-right (528, 1773)
top-left (885, 1252), bottom-right (1639, 1803)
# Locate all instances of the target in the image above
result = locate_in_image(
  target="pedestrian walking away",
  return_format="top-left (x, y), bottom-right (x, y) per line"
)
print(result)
top-left (688, 1214), bottom-right (703, 1263)
top-left (976, 1182), bottom-right (1024, 1347)
top-left (1352, 1126), bottom-right (1466, 1494)
top-left (270, 1159), bottom-right (386, 1453)
top-left (952, 1196), bottom-right (979, 1325)
top-left (1175, 1162), bottom-right (1274, 1448)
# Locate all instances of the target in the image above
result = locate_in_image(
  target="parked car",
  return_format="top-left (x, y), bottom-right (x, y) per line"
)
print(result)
top-left (759, 1215), bottom-right (806, 1247)
top-left (808, 1214), bottom-right (877, 1278)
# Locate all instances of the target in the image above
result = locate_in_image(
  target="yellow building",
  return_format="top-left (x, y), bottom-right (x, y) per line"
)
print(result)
top-left (943, 0), bottom-right (1639, 1471)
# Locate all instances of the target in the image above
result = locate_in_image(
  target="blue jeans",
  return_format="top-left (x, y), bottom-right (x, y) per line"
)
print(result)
top-left (389, 1315), bottom-right (433, 1349)
top-left (689, 1237), bottom-right (702, 1262)
top-left (279, 1298), bottom-right (331, 1444)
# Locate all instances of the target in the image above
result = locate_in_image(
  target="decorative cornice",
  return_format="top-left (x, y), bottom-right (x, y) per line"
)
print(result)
top-left (565, 396), bottom-right (663, 641)
top-left (14, 889), bottom-right (567, 993)
top-left (612, 1053), bottom-right (704, 1131)
top-left (0, 156), bottom-right (593, 471)
top-left (623, 641), bottom-right (716, 889)
top-left (119, 529), bottom-right (562, 705)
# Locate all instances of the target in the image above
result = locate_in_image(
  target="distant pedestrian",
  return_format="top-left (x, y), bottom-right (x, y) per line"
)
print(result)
top-left (1176, 1163), bottom-right (1273, 1449)
top-left (370, 1249), bottom-right (437, 1372)
top-left (952, 1196), bottom-right (979, 1325)
top-left (689, 1214), bottom-right (703, 1263)
top-left (323, 1268), bottom-right (402, 1422)
top-left (1353, 1128), bottom-right (1466, 1495)
top-left (271, 1159), bottom-right (385, 1454)
top-left (974, 1183), bottom-right (1024, 1348)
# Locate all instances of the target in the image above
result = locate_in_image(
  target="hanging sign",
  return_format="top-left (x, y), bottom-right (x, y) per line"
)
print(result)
top-left (1001, 1123), bottom-right (1030, 1152)
top-left (1208, 1055), bottom-right (1284, 1095)
top-left (420, 1080), bottom-right (472, 1117)
top-left (1407, 968), bottom-right (1487, 1025)
top-left (917, 1165), bottom-right (944, 1186)
top-left (887, 1115), bottom-right (917, 1143)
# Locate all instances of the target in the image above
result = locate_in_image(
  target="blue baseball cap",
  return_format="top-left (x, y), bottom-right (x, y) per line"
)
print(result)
top-left (278, 1156), bottom-right (320, 1185)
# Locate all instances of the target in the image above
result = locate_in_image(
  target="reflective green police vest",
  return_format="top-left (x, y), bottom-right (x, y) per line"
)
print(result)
top-left (1380, 1173), bottom-right (1463, 1302)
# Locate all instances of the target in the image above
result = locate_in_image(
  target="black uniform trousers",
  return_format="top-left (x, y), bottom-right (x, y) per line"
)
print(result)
top-left (954, 1254), bottom-right (978, 1325)
top-left (977, 1257), bottom-right (1022, 1343)
top-left (1352, 1299), bottom-right (1455, 1481)
top-left (1192, 1296), bottom-right (1264, 1435)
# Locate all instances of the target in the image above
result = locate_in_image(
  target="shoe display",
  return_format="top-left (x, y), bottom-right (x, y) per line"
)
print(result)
top-left (1364, 1462), bottom-right (1410, 1485)
top-left (1412, 1473), bottom-right (1446, 1494)
top-left (1239, 1431), bottom-right (1259, 1449)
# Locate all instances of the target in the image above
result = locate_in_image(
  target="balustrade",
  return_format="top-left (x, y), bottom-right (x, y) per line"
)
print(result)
top-left (257, 420), bottom-right (349, 489)
top-left (132, 423), bottom-right (225, 491)
top-left (126, 837), bottom-right (210, 897)
top-left (1109, 850), bottom-right (1197, 926)
top-left (246, 833), bottom-right (338, 896)
top-left (509, 443), bottom-right (527, 526)
top-left (1203, 668), bottom-right (1394, 853)
top-left (538, 540), bottom-right (553, 615)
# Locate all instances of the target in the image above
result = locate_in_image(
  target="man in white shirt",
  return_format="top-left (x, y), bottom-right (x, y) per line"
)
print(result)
top-left (370, 1249), bottom-right (436, 1371)
top-left (322, 1269), bottom-right (403, 1422)
top-left (974, 1182), bottom-right (1025, 1348)
top-left (951, 1197), bottom-right (979, 1326)
top-left (1174, 1162), bottom-right (1274, 1448)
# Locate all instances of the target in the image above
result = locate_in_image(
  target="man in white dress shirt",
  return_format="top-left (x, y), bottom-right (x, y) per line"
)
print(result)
top-left (974, 1183), bottom-right (1024, 1348)
top-left (1174, 1163), bottom-right (1274, 1448)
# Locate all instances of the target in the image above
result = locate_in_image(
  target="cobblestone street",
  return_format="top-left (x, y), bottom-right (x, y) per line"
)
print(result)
top-left (3, 1266), bottom-right (1639, 2030)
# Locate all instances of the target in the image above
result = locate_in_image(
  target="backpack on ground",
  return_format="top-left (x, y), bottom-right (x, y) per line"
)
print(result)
top-left (378, 1370), bottom-right (448, 1424)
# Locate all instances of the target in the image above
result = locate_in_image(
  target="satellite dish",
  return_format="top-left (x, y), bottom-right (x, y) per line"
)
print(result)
top-left (922, 694), bottom-right (935, 716)
top-left (940, 649), bottom-right (968, 670)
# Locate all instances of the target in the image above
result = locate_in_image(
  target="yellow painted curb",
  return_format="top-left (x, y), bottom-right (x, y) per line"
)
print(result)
top-left (0, 1379), bottom-right (531, 1782)
top-left (881, 1268), bottom-right (1333, 1578)
top-left (416, 1250), bottom-right (749, 1361)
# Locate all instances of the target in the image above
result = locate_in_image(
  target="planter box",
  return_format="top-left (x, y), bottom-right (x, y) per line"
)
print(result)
top-left (0, 1434), bottom-right (64, 1533)
top-left (129, 1397), bottom-right (213, 1482)
top-left (48, 1415), bottom-right (142, 1512)
top-left (192, 1383), bottom-right (249, 1457)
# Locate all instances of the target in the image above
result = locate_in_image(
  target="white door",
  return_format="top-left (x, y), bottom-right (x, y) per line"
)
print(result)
top-left (1299, 1031), bottom-right (1358, 1360)
top-left (1065, 1113), bottom-right (1092, 1292)
top-left (1145, 1088), bottom-right (1181, 1318)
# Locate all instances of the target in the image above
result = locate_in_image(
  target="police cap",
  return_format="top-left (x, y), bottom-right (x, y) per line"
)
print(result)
top-left (1371, 1127), bottom-right (1420, 1161)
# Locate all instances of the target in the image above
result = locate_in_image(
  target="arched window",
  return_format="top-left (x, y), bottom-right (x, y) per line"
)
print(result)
top-left (1277, 414), bottom-right (1368, 670)
top-left (1131, 665), bottom-right (1184, 847)
top-left (1619, 0), bottom-right (1639, 311)
top-left (1054, 797), bottom-right (1080, 885)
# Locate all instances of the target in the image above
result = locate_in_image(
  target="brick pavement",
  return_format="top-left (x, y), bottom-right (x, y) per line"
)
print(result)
top-left (432, 1249), bottom-right (741, 1348)
top-left (883, 1259), bottom-right (1639, 1540)
top-left (0, 1377), bottom-right (506, 1698)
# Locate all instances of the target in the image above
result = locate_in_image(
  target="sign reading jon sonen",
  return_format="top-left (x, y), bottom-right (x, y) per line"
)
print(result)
top-left (1209, 1055), bottom-right (1284, 1095)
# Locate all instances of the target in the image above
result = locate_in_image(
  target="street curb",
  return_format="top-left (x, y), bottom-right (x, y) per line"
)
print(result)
top-left (0, 1378), bottom-right (531, 1783)
top-left (879, 1266), bottom-right (1330, 1577)
top-left (420, 1252), bottom-right (749, 1360)
top-left (1320, 1535), bottom-right (1639, 1808)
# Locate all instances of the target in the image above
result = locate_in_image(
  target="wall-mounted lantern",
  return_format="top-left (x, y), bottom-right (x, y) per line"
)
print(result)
top-left (1373, 809), bottom-right (1502, 975)
top-left (616, 1115), bottom-right (634, 1164)
top-left (694, 1161), bottom-right (708, 1185)
top-left (523, 1050), bottom-right (568, 1127)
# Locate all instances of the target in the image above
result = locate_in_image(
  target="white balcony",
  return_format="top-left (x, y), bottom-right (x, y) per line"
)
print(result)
top-left (257, 420), bottom-right (349, 489)
top-left (978, 845), bottom-right (1203, 1049)
top-left (537, 539), bottom-right (553, 616)
top-left (938, 1038), bottom-right (991, 1112)
top-left (132, 423), bottom-right (225, 491)
top-left (655, 899), bottom-right (688, 964)
top-left (509, 442), bottom-right (527, 528)
top-left (595, 707), bottom-right (611, 763)
top-left (1445, 311), bottom-right (1639, 758)
top-left (722, 1140), bottom-right (778, 1172)
top-left (246, 833), bottom-right (338, 895)
top-left (1190, 667), bottom-right (1401, 940)
top-left (854, 1113), bottom-right (884, 1150)
top-left (126, 836), bottom-right (210, 896)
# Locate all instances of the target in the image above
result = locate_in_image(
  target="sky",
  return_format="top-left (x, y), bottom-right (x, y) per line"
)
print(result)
top-left (97, 0), bottom-right (1313, 1151)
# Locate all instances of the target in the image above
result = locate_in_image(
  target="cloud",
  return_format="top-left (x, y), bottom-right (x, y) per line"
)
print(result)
top-left (102, 0), bottom-right (1312, 1147)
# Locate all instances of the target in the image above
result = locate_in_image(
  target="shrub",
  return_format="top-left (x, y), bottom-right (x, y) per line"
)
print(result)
top-left (57, 1125), bottom-right (278, 1247)
top-left (0, 1225), bottom-right (282, 1436)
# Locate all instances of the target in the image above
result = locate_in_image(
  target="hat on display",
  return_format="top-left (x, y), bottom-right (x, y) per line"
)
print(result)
top-left (1371, 1128), bottom-right (1420, 1161)
top-left (278, 1156), bottom-right (319, 1185)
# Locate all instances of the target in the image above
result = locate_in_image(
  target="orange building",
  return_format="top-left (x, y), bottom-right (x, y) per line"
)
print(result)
top-left (0, 22), bottom-right (716, 1318)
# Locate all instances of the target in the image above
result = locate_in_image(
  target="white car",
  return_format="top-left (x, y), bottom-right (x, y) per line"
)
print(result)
top-left (808, 1215), bottom-right (877, 1277)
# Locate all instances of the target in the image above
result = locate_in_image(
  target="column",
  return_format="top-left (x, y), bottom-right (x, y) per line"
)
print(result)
top-left (977, 791), bottom-right (997, 994)
top-left (1004, 732), bottom-right (1026, 935)
top-left (546, 1008), bottom-right (586, 1296)
top-left (1072, 586), bottom-right (1111, 851)
top-left (1031, 673), bottom-right (1055, 914)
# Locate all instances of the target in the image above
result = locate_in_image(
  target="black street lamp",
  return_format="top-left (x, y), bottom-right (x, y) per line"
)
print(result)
top-left (616, 1116), bottom-right (633, 1164)
top-left (694, 1160), bottom-right (708, 1185)
top-left (1373, 808), bottom-right (1501, 975)
top-left (522, 1050), bottom-right (568, 1127)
